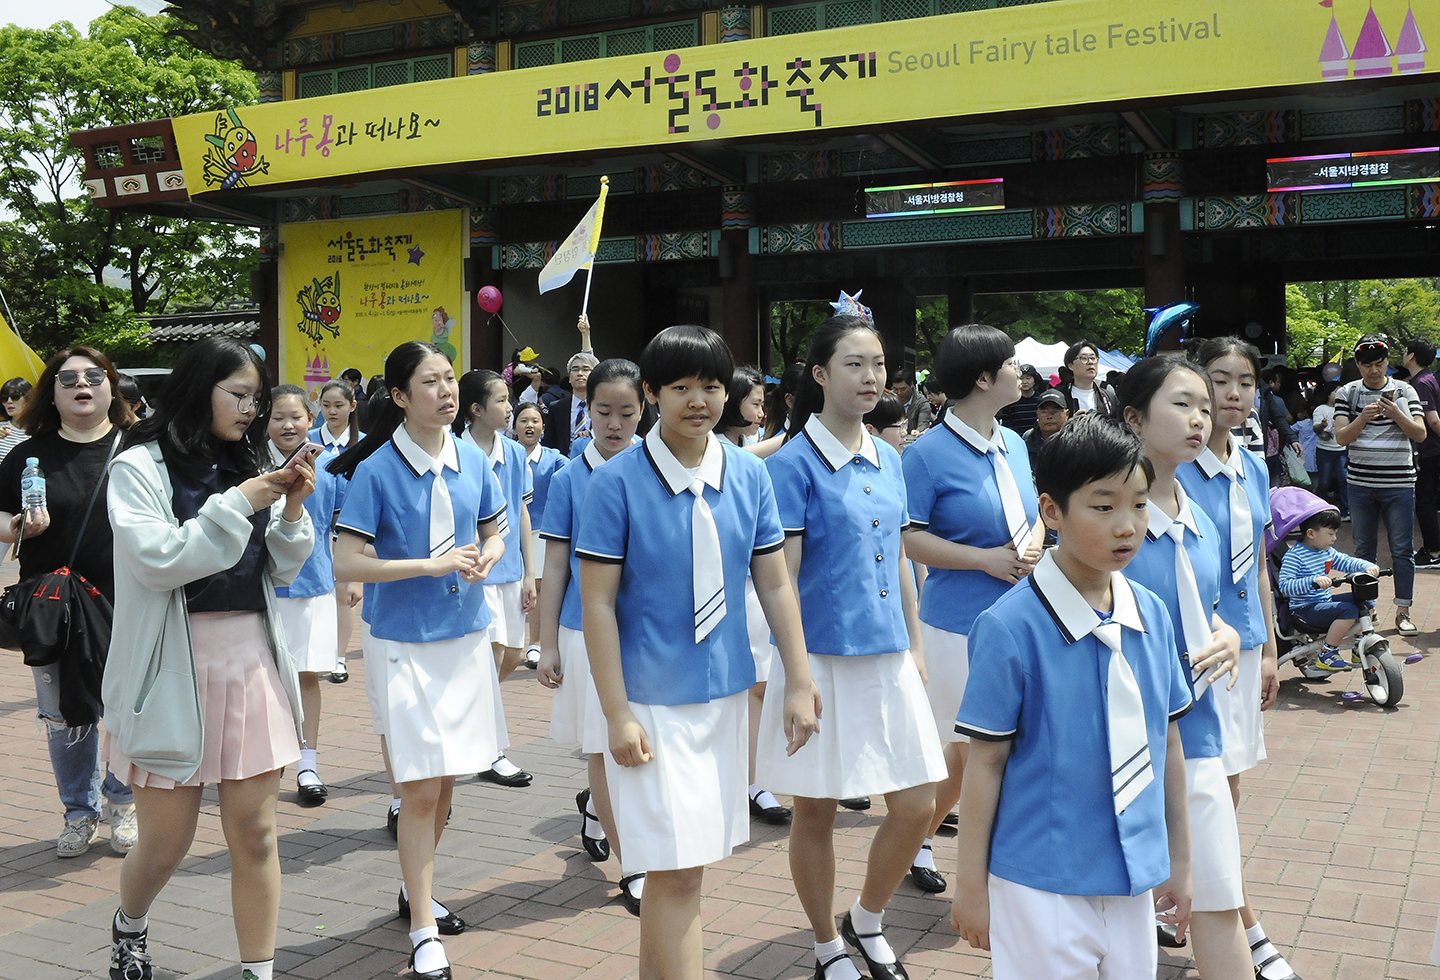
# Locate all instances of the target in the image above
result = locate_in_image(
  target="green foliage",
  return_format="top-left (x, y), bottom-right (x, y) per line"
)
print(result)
top-left (1286, 279), bottom-right (1440, 366)
top-left (973, 289), bottom-right (1145, 353)
top-left (769, 301), bottom-right (832, 367)
top-left (0, 7), bottom-right (259, 357)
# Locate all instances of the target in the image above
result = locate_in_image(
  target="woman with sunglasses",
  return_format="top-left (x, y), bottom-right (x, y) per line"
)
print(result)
top-left (0, 376), bottom-right (33, 466)
top-left (0, 350), bottom-right (137, 859)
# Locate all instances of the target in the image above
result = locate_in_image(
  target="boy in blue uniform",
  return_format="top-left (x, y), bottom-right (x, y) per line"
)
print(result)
top-left (952, 414), bottom-right (1193, 980)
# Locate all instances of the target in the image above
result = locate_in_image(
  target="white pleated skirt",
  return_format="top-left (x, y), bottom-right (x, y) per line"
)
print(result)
top-left (361, 621), bottom-right (385, 736)
top-left (485, 580), bottom-right (526, 649)
top-left (1215, 644), bottom-right (1266, 776)
top-left (921, 622), bottom-right (970, 743)
top-left (1187, 755), bottom-right (1245, 912)
top-left (604, 691), bottom-right (748, 872)
top-left (743, 577), bottom-right (773, 683)
top-left (367, 629), bottom-right (502, 783)
top-left (275, 592), bottom-right (339, 674)
top-left (756, 650), bottom-right (946, 800)
top-left (549, 625), bottom-right (607, 754)
top-left (531, 529), bottom-right (547, 580)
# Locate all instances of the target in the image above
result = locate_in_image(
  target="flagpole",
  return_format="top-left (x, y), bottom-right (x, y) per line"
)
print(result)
top-left (579, 175), bottom-right (608, 322)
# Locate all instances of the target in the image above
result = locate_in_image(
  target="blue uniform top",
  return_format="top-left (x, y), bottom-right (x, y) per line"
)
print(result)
top-left (575, 429), bottom-right (786, 705)
top-left (538, 441), bottom-right (609, 632)
top-left (1123, 483), bottom-right (1225, 760)
top-left (766, 416), bottom-right (911, 657)
top-left (526, 441), bottom-right (569, 531)
top-left (336, 430), bottom-right (507, 643)
top-left (269, 442), bottom-right (339, 599)
top-left (958, 553), bottom-right (1192, 897)
top-left (1178, 438), bottom-right (1273, 649)
top-left (568, 434), bottom-right (640, 459)
top-left (311, 424), bottom-right (356, 513)
top-left (902, 412), bottom-right (1039, 636)
top-left (463, 428), bottom-right (533, 585)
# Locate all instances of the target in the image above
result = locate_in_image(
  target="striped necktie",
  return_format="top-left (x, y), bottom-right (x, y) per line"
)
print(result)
top-left (1095, 621), bottom-right (1152, 814)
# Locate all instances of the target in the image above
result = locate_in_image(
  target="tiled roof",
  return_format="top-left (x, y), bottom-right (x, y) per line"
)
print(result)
top-left (141, 309), bottom-right (261, 343)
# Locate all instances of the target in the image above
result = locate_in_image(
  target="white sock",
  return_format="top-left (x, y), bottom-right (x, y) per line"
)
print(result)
top-left (491, 754), bottom-right (522, 777)
top-left (390, 797), bottom-right (402, 813)
top-left (848, 899), bottom-right (895, 964)
top-left (1247, 923), bottom-right (1293, 979)
top-left (814, 936), bottom-right (861, 980)
top-left (913, 838), bottom-right (936, 871)
top-left (298, 749), bottom-right (321, 787)
top-left (240, 960), bottom-right (273, 980)
top-left (582, 794), bottom-right (607, 840)
top-left (116, 907), bottom-right (147, 935)
top-left (749, 785), bottom-right (782, 809)
top-left (409, 926), bottom-right (447, 974)
top-left (621, 871), bottom-right (645, 901)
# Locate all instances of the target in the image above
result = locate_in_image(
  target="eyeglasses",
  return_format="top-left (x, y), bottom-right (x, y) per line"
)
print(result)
top-left (1073, 355), bottom-right (1099, 364)
top-left (214, 384), bottom-right (258, 413)
top-left (57, 368), bottom-right (107, 388)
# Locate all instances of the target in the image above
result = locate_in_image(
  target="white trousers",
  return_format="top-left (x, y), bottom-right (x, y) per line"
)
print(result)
top-left (989, 875), bottom-right (1158, 980)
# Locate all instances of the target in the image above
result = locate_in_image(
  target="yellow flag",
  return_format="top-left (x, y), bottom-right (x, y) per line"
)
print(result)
top-left (0, 310), bottom-right (46, 383)
top-left (538, 176), bottom-right (609, 294)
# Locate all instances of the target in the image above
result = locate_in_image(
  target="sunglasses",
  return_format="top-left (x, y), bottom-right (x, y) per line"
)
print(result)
top-left (57, 368), bottom-right (107, 388)
top-left (1355, 341), bottom-right (1389, 361)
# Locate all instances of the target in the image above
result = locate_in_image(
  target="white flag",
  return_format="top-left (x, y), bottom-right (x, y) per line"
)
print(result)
top-left (538, 178), bottom-right (608, 294)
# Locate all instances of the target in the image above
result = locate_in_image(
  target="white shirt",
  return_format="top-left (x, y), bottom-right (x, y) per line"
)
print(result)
top-left (1073, 386), bottom-right (1096, 413)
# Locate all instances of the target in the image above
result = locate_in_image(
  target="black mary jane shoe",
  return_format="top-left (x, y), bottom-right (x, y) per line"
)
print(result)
top-left (478, 759), bottom-right (533, 788)
top-left (577, 789), bottom-right (610, 862)
top-left (329, 664), bottom-right (349, 684)
top-left (296, 774), bottom-right (328, 807)
top-left (840, 911), bottom-right (909, 980)
top-left (1252, 950), bottom-right (1300, 980)
top-left (387, 804), bottom-right (401, 839)
top-left (399, 890), bottom-right (467, 936)
top-left (814, 951), bottom-right (856, 980)
top-left (408, 936), bottom-right (451, 980)
top-left (907, 845), bottom-right (947, 893)
top-left (838, 797), bottom-right (871, 811)
top-left (1156, 922), bottom-right (1187, 948)
top-left (748, 793), bottom-right (792, 825)
top-left (618, 873), bottom-right (644, 917)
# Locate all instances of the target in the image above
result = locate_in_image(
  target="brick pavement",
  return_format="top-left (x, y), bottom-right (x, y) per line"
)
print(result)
top-left (1, 523), bottom-right (1438, 980)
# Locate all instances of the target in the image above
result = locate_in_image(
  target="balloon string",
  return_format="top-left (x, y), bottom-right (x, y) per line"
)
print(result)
top-left (490, 312), bottom-right (525, 350)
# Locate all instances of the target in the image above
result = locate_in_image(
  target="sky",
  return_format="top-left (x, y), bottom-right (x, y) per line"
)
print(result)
top-left (5, 0), bottom-right (164, 31)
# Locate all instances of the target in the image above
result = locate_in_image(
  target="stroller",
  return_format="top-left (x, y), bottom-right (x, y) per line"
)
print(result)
top-left (1266, 487), bottom-right (1406, 707)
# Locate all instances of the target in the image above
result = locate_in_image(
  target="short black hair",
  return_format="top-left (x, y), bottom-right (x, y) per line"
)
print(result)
top-left (1354, 334), bottom-right (1389, 364)
top-left (933, 323), bottom-right (1014, 401)
top-left (116, 372), bottom-right (142, 405)
top-left (1064, 340), bottom-right (1099, 367)
top-left (1407, 338), bottom-right (1437, 368)
top-left (889, 368), bottom-right (916, 387)
top-left (587, 357), bottom-right (644, 402)
top-left (1190, 336), bottom-right (1263, 379)
top-left (718, 365), bottom-right (764, 433)
top-left (1035, 412), bottom-right (1152, 512)
top-left (1118, 354), bottom-right (1208, 423)
top-left (1299, 509), bottom-right (1342, 535)
top-left (864, 389), bottom-right (905, 431)
top-left (640, 324), bottom-right (734, 391)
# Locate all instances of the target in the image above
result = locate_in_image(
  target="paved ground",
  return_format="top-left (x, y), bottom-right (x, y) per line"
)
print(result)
top-left (2, 522), bottom-right (1439, 980)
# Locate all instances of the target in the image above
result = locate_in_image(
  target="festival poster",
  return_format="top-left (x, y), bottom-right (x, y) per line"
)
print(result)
top-left (280, 210), bottom-right (465, 400)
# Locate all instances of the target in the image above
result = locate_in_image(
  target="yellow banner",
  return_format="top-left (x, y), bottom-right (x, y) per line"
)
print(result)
top-left (280, 210), bottom-right (464, 399)
top-left (172, 0), bottom-right (1435, 193)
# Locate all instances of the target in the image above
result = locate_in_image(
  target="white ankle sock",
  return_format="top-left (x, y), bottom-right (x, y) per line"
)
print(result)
top-left (582, 794), bottom-right (607, 840)
top-left (116, 907), bottom-right (147, 935)
top-left (1247, 924), bottom-right (1294, 979)
top-left (814, 936), bottom-right (861, 980)
top-left (913, 838), bottom-right (936, 871)
top-left (400, 883), bottom-right (453, 920)
top-left (749, 785), bottom-right (782, 809)
top-left (622, 871), bottom-right (645, 901)
top-left (491, 754), bottom-right (522, 777)
top-left (409, 926), bottom-right (447, 974)
top-left (298, 749), bottom-right (321, 787)
top-left (240, 960), bottom-right (273, 980)
top-left (848, 899), bottom-right (895, 964)
top-left (390, 797), bottom-right (402, 813)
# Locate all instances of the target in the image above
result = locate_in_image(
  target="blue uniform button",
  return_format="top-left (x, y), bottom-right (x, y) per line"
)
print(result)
top-left (880, 589), bottom-right (888, 597)
top-left (1238, 590), bottom-right (1246, 598)
top-left (864, 486), bottom-right (872, 494)
top-left (875, 554), bottom-right (883, 562)
top-left (872, 519), bottom-right (880, 527)
top-left (449, 585), bottom-right (458, 594)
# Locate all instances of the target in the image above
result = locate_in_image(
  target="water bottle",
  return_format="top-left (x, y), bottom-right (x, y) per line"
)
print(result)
top-left (20, 457), bottom-right (45, 520)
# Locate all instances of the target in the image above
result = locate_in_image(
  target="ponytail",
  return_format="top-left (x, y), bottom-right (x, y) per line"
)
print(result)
top-left (328, 341), bottom-right (445, 479)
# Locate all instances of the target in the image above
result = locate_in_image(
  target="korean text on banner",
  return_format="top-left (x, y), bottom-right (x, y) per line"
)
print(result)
top-left (538, 179), bottom-right (609, 295)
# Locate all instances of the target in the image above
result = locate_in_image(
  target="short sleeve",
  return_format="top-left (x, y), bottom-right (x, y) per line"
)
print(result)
top-left (765, 453), bottom-right (809, 536)
top-left (902, 444), bottom-right (937, 530)
top-left (335, 459), bottom-right (382, 541)
top-left (1405, 382), bottom-right (1426, 419)
top-left (1335, 383), bottom-right (1354, 421)
top-left (477, 464), bottom-right (506, 525)
top-left (752, 463), bottom-right (785, 555)
top-left (955, 609), bottom-right (1026, 740)
top-left (1156, 608), bottom-right (1192, 720)
top-left (539, 467), bottom-right (574, 541)
top-left (575, 466), bottom-right (628, 563)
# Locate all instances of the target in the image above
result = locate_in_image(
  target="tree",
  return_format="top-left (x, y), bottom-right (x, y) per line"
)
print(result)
top-left (769, 300), bottom-right (831, 368)
top-left (0, 8), bottom-right (259, 359)
top-left (1286, 279), bottom-right (1440, 366)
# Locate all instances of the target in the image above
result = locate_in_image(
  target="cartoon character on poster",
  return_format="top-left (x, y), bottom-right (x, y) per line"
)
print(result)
top-left (296, 272), bottom-right (342, 343)
top-left (201, 108), bottom-right (270, 190)
top-left (431, 306), bottom-right (457, 361)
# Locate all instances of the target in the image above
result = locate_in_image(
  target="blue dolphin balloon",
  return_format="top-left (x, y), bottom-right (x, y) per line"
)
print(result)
top-left (1143, 303), bottom-right (1200, 357)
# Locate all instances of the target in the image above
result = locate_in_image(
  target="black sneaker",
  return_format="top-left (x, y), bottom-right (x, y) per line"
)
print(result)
top-left (1416, 552), bottom-right (1440, 569)
top-left (111, 912), bottom-right (153, 980)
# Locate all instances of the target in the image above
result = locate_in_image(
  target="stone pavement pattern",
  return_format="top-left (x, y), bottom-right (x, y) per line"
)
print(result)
top-left (1, 531), bottom-right (1439, 980)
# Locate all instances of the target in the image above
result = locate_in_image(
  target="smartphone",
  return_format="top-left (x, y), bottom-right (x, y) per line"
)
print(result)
top-left (1382, 389), bottom-right (1396, 402)
top-left (277, 442), bottom-right (324, 485)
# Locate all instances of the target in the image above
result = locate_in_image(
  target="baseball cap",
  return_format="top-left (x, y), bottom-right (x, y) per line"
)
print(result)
top-left (1036, 390), bottom-right (1068, 409)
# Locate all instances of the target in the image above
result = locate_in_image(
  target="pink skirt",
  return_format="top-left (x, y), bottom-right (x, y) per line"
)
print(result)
top-left (110, 611), bottom-right (301, 788)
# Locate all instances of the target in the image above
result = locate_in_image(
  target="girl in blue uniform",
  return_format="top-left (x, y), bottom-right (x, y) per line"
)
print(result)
top-left (759, 315), bottom-right (946, 980)
top-left (537, 358), bottom-right (647, 912)
top-left (1118, 354), bottom-right (1250, 980)
top-left (514, 401), bottom-right (567, 667)
top-left (312, 379), bottom-right (363, 683)
top-left (330, 342), bottom-right (508, 980)
top-left (900, 324), bottom-right (1041, 893)
top-left (455, 370), bottom-right (536, 787)
top-left (576, 325), bottom-right (819, 980)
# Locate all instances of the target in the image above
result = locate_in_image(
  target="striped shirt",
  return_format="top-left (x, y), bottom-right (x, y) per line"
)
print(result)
top-left (1278, 543), bottom-right (1372, 606)
top-left (1334, 379), bottom-right (1422, 488)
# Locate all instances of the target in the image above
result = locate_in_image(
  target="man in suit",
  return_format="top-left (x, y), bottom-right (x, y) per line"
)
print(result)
top-left (543, 350), bottom-right (598, 455)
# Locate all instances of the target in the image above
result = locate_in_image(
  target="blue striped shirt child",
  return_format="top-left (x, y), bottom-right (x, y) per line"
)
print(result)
top-left (1277, 543), bottom-right (1372, 607)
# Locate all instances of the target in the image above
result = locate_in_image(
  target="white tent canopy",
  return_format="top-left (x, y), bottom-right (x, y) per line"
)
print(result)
top-left (1013, 337), bottom-right (1070, 376)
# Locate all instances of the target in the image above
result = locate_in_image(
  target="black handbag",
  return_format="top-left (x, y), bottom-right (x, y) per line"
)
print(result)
top-left (0, 434), bottom-right (121, 666)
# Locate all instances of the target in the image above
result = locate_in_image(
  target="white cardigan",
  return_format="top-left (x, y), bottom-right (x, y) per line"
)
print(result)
top-left (102, 442), bottom-right (313, 784)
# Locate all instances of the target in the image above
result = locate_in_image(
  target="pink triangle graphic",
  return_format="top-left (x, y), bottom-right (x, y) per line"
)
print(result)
top-left (1397, 7), bottom-right (1427, 74)
top-left (1320, 14), bottom-right (1351, 78)
top-left (1351, 6), bottom-right (1395, 77)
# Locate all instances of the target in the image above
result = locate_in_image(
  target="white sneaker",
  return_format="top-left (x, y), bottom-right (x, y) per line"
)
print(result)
top-left (57, 815), bottom-right (100, 858)
top-left (107, 802), bottom-right (138, 855)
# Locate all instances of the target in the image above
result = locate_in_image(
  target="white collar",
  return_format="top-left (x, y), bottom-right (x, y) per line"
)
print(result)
top-left (802, 414), bottom-right (879, 471)
top-left (942, 409), bottom-right (1005, 457)
top-left (318, 425), bottom-right (350, 448)
top-left (463, 425), bottom-right (506, 466)
top-left (1146, 481), bottom-right (1201, 541)
top-left (526, 442), bottom-right (542, 464)
top-left (267, 441), bottom-right (287, 467)
top-left (582, 440), bottom-right (608, 471)
top-left (1194, 434), bottom-right (1245, 481)
top-left (1030, 549), bottom-right (1147, 643)
top-left (643, 426), bottom-right (726, 496)
top-left (392, 423), bottom-right (460, 478)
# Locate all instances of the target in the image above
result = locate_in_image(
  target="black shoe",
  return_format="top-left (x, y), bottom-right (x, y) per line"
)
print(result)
top-left (387, 803), bottom-right (400, 839)
top-left (815, 951), bottom-right (858, 980)
top-left (838, 797), bottom-right (871, 811)
top-left (908, 843), bottom-right (947, 893)
top-left (296, 773), bottom-right (328, 807)
top-left (840, 910), bottom-right (908, 980)
top-left (577, 789), bottom-right (610, 862)
top-left (941, 811), bottom-right (958, 827)
top-left (329, 664), bottom-right (349, 683)
top-left (749, 792), bottom-right (792, 825)
top-left (1157, 922), bottom-right (1187, 948)
top-left (478, 757), bottom-right (533, 788)
top-left (408, 936), bottom-right (452, 980)
top-left (1416, 552), bottom-right (1440, 569)
top-left (110, 913), bottom-right (153, 980)
top-left (523, 645), bottom-right (541, 668)
top-left (618, 873), bottom-right (644, 916)
top-left (399, 890), bottom-right (466, 936)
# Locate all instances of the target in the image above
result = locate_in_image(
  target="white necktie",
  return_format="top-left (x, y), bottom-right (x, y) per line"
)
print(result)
top-left (690, 477), bottom-right (726, 642)
top-left (1218, 455), bottom-right (1254, 583)
top-left (1095, 621), bottom-right (1153, 814)
top-left (988, 442), bottom-right (1030, 552)
top-left (1166, 523), bottom-right (1211, 659)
